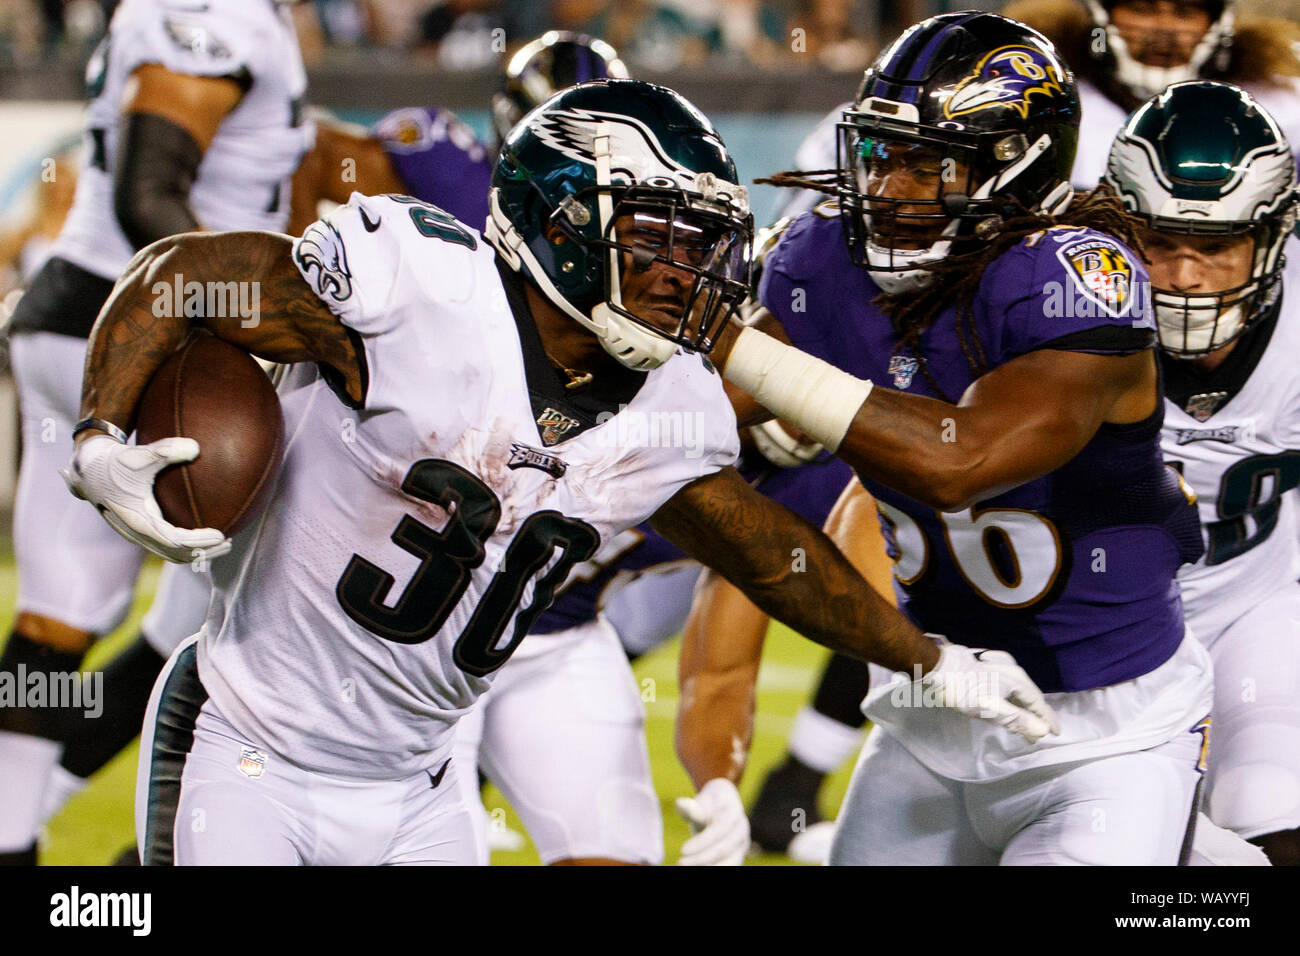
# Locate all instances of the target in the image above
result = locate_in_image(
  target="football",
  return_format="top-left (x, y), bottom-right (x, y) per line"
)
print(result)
top-left (135, 333), bottom-right (284, 537)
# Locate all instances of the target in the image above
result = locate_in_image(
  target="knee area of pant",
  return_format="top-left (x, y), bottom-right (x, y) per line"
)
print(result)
top-left (1209, 761), bottom-right (1300, 838)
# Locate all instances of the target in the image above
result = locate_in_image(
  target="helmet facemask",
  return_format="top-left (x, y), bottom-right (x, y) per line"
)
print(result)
top-left (837, 112), bottom-right (1074, 293)
top-left (576, 182), bottom-right (753, 366)
top-left (485, 80), bottom-right (754, 370)
top-left (489, 159), bottom-right (752, 370)
top-left (1144, 215), bottom-right (1292, 355)
top-left (1086, 0), bottom-right (1235, 103)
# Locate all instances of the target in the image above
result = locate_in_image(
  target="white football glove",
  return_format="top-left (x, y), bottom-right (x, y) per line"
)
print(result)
top-left (62, 433), bottom-right (231, 564)
top-left (675, 778), bottom-right (749, 866)
top-left (922, 642), bottom-right (1061, 744)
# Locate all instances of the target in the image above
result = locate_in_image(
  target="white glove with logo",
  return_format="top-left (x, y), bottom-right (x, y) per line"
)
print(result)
top-left (62, 434), bottom-right (231, 564)
top-left (675, 778), bottom-right (749, 866)
top-left (922, 642), bottom-right (1061, 744)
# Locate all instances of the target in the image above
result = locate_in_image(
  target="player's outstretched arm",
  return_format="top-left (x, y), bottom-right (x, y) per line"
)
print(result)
top-left (652, 466), bottom-right (934, 674)
top-left (80, 230), bottom-right (362, 433)
top-left (675, 569), bottom-right (768, 791)
top-left (674, 476), bottom-right (891, 792)
top-left (653, 467), bottom-right (1060, 745)
top-left (713, 316), bottom-right (1156, 511)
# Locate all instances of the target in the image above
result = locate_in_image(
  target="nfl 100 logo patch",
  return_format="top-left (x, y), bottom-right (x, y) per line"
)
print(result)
top-left (238, 746), bottom-right (267, 779)
top-left (888, 354), bottom-right (919, 389)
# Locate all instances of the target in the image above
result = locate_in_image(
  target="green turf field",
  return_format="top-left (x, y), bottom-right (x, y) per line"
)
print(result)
top-left (0, 547), bottom-right (857, 866)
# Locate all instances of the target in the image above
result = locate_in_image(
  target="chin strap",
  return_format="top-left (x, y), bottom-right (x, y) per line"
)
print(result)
top-left (486, 190), bottom-right (678, 371)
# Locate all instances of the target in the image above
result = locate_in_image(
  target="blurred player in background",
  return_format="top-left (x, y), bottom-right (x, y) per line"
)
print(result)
top-left (1105, 80), bottom-right (1300, 864)
top-left (711, 12), bottom-right (1212, 865)
top-left (65, 80), bottom-right (1054, 865)
top-left (1004, 0), bottom-right (1300, 183)
top-left (0, 152), bottom-right (79, 295)
top-left (0, 0), bottom-right (310, 865)
top-left (289, 31), bottom-right (627, 237)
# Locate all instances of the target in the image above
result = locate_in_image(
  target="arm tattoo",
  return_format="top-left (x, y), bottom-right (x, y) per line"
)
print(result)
top-left (82, 231), bottom-right (362, 430)
top-left (651, 467), bottom-right (936, 674)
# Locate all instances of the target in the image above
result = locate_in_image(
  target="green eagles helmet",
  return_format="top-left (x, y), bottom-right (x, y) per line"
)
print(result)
top-left (485, 79), bottom-right (754, 370)
top-left (1104, 80), bottom-right (1299, 355)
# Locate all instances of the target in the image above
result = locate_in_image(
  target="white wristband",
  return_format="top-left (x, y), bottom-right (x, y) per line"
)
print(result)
top-left (723, 327), bottom-right (873, 453)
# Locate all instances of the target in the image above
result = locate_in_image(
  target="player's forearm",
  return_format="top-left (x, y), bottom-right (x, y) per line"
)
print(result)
top-left (719, 327), bottom-right (1032, 511)
top-left (80, 239), bottom-right (200, 433)
top-left (83, 230), bottom-right (362, 434)
top-left (729, 533), bottom-right (935, 673)
top-left (654, 478), bottom-right (937, 674)
top-left (835, 389), bottom-right (1003, 512)
top-left (677, 668), bottom-right (758, 789)
top-left (675, 571), bottom-right (767, 788)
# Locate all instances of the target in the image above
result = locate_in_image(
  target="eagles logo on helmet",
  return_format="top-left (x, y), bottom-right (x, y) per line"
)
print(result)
top-left (485, 79), bottom-right (754, 371)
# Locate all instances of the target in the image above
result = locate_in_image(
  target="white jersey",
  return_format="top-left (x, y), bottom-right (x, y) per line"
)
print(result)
top-left (1162, 249), bottom-right (1300, 645)
top-left (1073, 76), bottom-right (1300, 187)
top-left (198, 194), bottom-right (739, 779)
top-left (51, 0), bottom-right (310, 281)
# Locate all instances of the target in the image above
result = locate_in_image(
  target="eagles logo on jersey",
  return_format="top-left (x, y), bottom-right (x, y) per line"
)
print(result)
top-left (294, 220), bottom-right (353, 304)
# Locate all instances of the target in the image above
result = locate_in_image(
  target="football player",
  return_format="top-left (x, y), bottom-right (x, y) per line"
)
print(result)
top-left (1105, 80), bottom-right (1300, 865)
top-left (451, 419), bottom-right (854, 865)
top-left (704, 12), bottom-right (1213, 865)
top-left (1004, 0), bottom-right (1300, 184)
top-left (751, 0), bottom-right (1300, 860)
top-left (64, 80), bottom-right (1054, 865)
top-left (32, 30), bottom-right (630, 858)
top-left (0, 0), bottom-right (310, 865)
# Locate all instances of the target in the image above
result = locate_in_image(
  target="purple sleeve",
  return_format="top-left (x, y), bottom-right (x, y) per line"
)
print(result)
top-left (757, 211), bottom-right (840, 364)
top-left (372, 107), bottom-right (493, 230)
top-left (990, 227), bottom-right (1156, 358)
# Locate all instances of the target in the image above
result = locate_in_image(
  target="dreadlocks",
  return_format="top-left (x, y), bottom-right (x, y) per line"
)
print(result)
top-left (754, 172), bottom-right (1145, 401)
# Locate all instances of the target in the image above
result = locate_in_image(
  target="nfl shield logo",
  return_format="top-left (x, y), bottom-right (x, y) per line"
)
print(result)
top-left (888, 354), bottom-right (919, 389)
top-left (238, 746), bottom-right (267, 779)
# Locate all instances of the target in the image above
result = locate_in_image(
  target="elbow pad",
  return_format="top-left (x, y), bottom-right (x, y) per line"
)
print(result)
top-left (113, 111), bottom-right (204, 251)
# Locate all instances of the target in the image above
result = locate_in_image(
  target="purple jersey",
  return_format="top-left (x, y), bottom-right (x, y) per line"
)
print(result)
top-left (372, 107), bottom-right (493, 231)
top-left (533, 449), bottom-right (854, 634)
top-left (760, 210), bottom-right (1203, 693)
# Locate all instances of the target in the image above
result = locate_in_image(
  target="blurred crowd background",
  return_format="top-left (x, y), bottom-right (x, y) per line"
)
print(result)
top-left (4, 0), bottom-right (998, 73)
